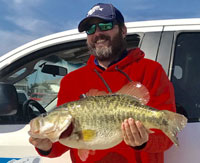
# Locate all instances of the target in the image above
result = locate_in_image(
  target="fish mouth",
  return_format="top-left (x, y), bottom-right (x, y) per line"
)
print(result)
top-left (29, 112), bottom-right (73, 142)
top-left (29, 117), bottom-right (41, 136)
top-left (59, 122), bottom-right (74, 139)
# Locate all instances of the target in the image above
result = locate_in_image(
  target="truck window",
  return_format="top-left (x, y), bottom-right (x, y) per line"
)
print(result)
top-left (171, 32), bottom-right (200, 122)
top-left (0, 34), bottom-right (141, 125)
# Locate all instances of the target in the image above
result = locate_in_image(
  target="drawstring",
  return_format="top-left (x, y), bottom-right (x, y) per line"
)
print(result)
top-left (115, 66), bottom-right (133, 82)
top-left (94, 69), bottom-right (112, 93)
top-left (94, 66), bottom-right (133, 93)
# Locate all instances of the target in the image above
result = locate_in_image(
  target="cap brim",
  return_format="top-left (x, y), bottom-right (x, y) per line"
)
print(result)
top-left (78, 16), bottom-right (113, 32)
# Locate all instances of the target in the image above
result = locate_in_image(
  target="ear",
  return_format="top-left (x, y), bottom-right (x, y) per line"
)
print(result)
top-left (121, 25), bottom-right (127, 39)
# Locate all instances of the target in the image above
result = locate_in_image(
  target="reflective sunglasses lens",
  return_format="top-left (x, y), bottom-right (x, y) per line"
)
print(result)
top-left (99, 22), bottom-right (113, 31)
top-left (86, 24), bottom-right (96, 35)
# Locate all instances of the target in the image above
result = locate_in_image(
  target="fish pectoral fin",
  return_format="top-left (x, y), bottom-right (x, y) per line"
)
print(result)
top-left (78, 149), bottom-right (90, 161)
top-left (82, 129), bottom-right (96, 141)
top-left (78, 149), bottom-right (96, 161)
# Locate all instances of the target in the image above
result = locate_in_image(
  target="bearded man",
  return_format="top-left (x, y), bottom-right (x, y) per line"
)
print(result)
top-left (29, 3), bottom-right (176, 163)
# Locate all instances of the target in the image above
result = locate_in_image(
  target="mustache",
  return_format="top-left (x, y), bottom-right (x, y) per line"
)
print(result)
top-left (93, 34), bottom-right (110, 43)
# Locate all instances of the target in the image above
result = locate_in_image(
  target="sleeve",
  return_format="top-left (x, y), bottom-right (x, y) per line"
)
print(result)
top-left (139, 62), bottom-right (176, 153)
top-left (36, 142), bottom-right (70, 158)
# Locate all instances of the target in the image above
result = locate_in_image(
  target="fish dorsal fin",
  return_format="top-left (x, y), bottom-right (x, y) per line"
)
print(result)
top-left (117, 81), bottom-right (150, 105)
top-left (86, 89), bottom-right (108, 96)
top-left (85, 82), bottom-right (150, 104)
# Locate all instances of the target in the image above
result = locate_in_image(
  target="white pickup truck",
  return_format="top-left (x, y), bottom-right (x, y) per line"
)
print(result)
top-left (0, 18), bottom-right (199, 163)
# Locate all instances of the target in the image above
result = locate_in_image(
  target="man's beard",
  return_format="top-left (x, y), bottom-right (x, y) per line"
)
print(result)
top-left (87, 31), bottom-right (126, 61)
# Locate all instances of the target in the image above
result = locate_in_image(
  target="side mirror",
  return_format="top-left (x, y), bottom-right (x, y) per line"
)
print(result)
top-left (41, 64), bottom-right (68, 76)
top-left (0, 83), bottom-right (18, 116)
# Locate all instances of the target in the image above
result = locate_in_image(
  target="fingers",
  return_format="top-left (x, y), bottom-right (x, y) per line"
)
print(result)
top-left (129, 119), bottom-right (141, 144)
top-left (121, 118), bottom-right (149, 147)
top-left (122, 119), bottom-right (136, 146)
top-left (29, 137), bottom-right (52, 151)
top-left (138, 121), bottom-right (149, 141)
top-left (29, 137), bottom-right (37, 146)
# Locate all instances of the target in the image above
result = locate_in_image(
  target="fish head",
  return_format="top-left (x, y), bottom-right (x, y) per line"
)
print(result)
top-left (29, 108), bottom-right (72, 142)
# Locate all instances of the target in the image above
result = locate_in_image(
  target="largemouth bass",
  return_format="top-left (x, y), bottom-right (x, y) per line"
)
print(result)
top-left (29, 82), bottom-right (187, 151)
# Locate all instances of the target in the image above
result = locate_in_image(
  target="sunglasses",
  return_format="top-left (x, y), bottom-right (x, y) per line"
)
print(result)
top-left (86, 22), bottom-right (116, 35)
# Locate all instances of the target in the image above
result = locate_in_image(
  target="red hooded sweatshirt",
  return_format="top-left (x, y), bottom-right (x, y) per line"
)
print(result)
top-left (37, 48), bottom-right (176, 163)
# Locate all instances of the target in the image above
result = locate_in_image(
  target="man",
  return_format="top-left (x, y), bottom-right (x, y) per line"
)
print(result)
top-left (29, 3), bottom-right (176, 163)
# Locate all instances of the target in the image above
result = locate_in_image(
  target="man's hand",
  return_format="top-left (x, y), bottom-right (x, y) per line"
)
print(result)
top-left (29, 137), bottom-right (52, 152)
top-left (121, 118), bottom-right (149, 147)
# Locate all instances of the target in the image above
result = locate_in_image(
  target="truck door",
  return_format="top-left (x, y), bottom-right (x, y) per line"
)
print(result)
top-left (0, 40), bottom-right (89, 163)
top-left (158, 29), bottom-right (200, 163)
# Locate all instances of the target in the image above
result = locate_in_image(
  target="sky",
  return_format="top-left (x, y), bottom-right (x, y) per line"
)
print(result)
top-left (1, 0), bottom-right (200, 56)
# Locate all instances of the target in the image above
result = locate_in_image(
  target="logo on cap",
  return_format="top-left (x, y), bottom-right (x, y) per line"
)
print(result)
top-left (87, 5), bottom-right (103, 16)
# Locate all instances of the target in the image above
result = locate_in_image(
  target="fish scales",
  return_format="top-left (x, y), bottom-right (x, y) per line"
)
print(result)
top-left (66, 95), bottom-right (162, 133)
top-left (60, 95), bottom-right (168, 149)
top-left (29, 92), bottom-right (187, 150)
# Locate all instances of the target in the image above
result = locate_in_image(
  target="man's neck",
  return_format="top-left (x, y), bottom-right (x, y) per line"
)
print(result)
top-left (96, 50), bottom-right (128, 69)
top-left (98, 60), bottom-right (113, 69)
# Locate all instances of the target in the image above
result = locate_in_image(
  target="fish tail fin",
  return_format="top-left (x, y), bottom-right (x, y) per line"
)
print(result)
top-left (162, 110), bottom-right (187, 147)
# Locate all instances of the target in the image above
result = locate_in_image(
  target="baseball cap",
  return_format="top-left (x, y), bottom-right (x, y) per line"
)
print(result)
top-left (78, 3), bottom-right (124, 32)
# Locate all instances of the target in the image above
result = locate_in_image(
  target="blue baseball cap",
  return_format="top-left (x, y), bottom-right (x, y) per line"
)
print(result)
top-left (78, 3), bottom-right (124, 32)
